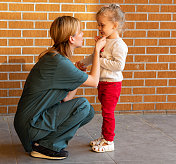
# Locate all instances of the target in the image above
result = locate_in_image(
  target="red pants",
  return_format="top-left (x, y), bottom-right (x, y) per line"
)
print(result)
top-left (98, 81), bottom-right (122, 141)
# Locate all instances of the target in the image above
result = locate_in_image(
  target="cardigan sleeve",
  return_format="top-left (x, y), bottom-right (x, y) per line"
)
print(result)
top-left (100, 42), bottom-right (128, 72)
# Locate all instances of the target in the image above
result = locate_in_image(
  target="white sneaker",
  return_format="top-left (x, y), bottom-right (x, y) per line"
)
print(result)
top-left (92, 139), bottom-right (114, 153)
top-left (89, 135), bottom-right (104, 147)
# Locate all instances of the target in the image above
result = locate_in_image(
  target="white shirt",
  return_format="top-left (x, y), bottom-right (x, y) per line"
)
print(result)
top-left (81, 37), bottom-right (128, 82)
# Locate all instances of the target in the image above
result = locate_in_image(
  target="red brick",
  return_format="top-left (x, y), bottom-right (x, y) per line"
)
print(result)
top-left (0, 82), bottom-right (20, 88)
top-left (128, 47), bottom-right (145, 54)
top-left (9, 90), bottom-right (23, 97)
top-left (121, 5), bottom-right (136, 12)
top-left (135, 39), bottom-right (157, 46)
top-left (146, 63), bottom-right (168, 70)
top-left (133, 103), bottom-right (155, 111)
top-left (170, 47), bottom-right (176, 54)
top-left (125, 63), bottom-right (144, 70)
top-left (158, 71), bottom-right (176, 78)
top-left (126, 55), bottom-right (133, 62)
top-left (120, 96), bottom-right (143, 102)
top-left (135, 55), bottom-right (157, 62)
top-left (125, 0), bottom-right (148, 3)
top-left (23, 30), bottom-right (47, 37)
top-left (156, 103), bottom-right (176, 110)
top-left (36, 4), bottom-right (60, 11)
top-left (9, 21), bottom-right (34, 29)
top-left (145, 80), bottom-right (167, 86)
top-left (148, 14), bottom-right (171, 21)
top-left (0, 98), bottom-right (19, 105)
top-left (160, 22), bottom-right (176, 29)
top-left (126, 14), bottom-right (147, 21)
top-left (148, 31), bottom-right (170, 37)
top-left (0, 73), bottom-right (8, 80)
top-left (159, 39), bottom-right (176, 46)
top-left (169, 79), bottom-right (176, 86)
top-left (62, 5), bottom-right (85, 12)
top-left (22, 48), bottom-right (46, 55)
top-left (0, 90), bottom-right (7, 97)
top-left (8, 106), bottom-right (17, 114)
top-left (157, 87), bottom-right (176, 94)
top-left (100, 0), bottom-right (123, 3)
top-left (150, 0), bottom-right (172, 3)
top-left (137, 5), bottom-right (159, 12)
top-left (123, 80), bottom-right (144, 86)
top-left (147, 47), bottom-right (169, 54)
top-left (170, 63), bottom-right (176, 70)
top-left (134, 71), bottom-right (156, 78)
top-left (0, 30), bottom-right (21, 37)
top-left (159, 55), bottom-right (176, 62)
top-left (0, 107), bottom-right (7, 114)
top-left (121, 88), bottom-right (132, 94)
top-left (0, 56), bottom-right (7, 63)
top-left (144, 95), bottom-right (166, 102)
top-left (133, 88), bottom-right (155, 94)
top-left (0, 48), bottom-right (21, 55)
top-left (161, 5), bottom-right (176, 12)
top-left (9, 56), bottom-right (34, 63)
top-left (22, 64), bottom-right (34, 71)
top-left (85, 88), bottom-right (98, 95)
top-left (9, 4), bottom-right (34, 11)
top-left (115, 104), bottom-right (132, 111)
top-left (9, 73), bottom-right (29, 80)
top-left (0, 12), bottom-right (21, 20)
top-left (123, 72), bottom-right (133, 78)
top-left (168, 95), bottom-right (176, 102)
top-left (136, 22), bottom-right (159, 29)
top-left (0, 65), bottom-right (21, 72)
top-left (123, 31), bottom-right (146, 37)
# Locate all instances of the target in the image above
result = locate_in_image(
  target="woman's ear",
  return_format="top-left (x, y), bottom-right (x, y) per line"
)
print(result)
top-left (69, 36), bottom-right (75, 44)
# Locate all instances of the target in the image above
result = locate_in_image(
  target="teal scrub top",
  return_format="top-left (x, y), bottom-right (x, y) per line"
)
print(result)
top-left (14, 52), bottom-right (88, 152)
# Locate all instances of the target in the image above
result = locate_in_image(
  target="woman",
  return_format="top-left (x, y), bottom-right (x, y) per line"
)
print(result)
top-left (14, 16), bottom-right (106, 160)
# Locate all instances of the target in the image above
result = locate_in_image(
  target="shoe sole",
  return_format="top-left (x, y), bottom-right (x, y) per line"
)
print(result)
top-left (30, 151), bottom-right (67, 160)
top-left (92, 148), bottom-right (114, 153)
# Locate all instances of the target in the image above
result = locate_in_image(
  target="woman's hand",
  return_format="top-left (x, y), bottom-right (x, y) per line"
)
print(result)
top-left (95, 36), bottom-right (106, 53)
top-left (75, 61), bottom-right (87, 72)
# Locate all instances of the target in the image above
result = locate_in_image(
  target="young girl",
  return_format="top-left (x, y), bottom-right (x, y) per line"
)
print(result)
top-left (76, 4), bottom-right (128, 153)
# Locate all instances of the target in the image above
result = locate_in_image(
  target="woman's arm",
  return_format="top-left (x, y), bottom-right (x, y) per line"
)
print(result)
top-left (83, 37), bottom-right (106, 87)
top-left (62, 88), bottom-right (78, 102)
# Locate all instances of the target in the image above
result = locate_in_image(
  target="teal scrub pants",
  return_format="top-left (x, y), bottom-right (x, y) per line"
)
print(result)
top-left (29, 97), bottom-right (94, 152)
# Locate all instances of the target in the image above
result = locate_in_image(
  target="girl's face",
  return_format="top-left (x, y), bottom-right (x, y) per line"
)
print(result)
top-left (97, 15), bottom-right (118, 39)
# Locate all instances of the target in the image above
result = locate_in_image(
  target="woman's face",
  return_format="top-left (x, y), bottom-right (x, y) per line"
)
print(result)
top-left (72, 24), bottom-right (84, 48)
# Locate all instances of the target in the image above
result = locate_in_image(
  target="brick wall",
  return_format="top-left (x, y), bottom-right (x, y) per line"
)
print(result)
top-left (0, 0), bottom-right (176, 114)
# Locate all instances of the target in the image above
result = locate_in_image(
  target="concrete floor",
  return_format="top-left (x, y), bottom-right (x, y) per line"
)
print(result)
top-left (0, 114), bottom-right (176, 164)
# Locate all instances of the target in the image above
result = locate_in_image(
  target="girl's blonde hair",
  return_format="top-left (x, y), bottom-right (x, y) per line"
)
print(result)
top-left (96, 4), bottom-right (126, 34)
top-left (39, 16), bottom-right (80, 60)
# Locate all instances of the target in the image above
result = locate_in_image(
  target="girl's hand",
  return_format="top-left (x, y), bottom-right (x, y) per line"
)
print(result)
top-left (75, 61), bottom-right (87, 72)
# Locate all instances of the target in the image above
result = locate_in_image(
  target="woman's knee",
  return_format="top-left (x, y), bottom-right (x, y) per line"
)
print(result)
top-left (73, 97), bottom-right (91, 117)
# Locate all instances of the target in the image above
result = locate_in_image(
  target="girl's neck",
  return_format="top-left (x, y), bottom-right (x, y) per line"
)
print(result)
top-left (107, 32), bottom-right (119, 39)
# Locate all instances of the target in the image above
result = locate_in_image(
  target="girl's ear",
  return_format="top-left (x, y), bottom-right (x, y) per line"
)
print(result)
top-left (69, 36), bottom-right (75, 44)
top-left (113, 22), bottom-right (118, 29)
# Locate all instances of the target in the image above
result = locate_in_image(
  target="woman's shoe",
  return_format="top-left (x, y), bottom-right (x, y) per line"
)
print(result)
top-left (30, 142), bottom-right (68, 160)
top-left (92, 139), bottom-right (114, 153)
top-left (89, 135), bottom-right (104, 146)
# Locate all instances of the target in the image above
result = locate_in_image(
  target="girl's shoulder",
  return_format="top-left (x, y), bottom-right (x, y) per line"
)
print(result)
top-left (111, 38), bottom-right (128, 52)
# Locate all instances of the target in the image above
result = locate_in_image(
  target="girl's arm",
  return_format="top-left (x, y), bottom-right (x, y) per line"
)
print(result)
top-left (100, 43), bottom-right (128, 72)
